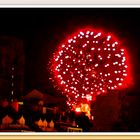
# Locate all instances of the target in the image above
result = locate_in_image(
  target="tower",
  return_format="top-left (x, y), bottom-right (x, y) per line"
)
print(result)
top-left (0, 36), bottom-right (24, 101)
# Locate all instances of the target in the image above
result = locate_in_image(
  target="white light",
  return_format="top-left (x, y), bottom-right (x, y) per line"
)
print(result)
top-left (72, 78), bottom-right (75, 81)
top-left (78, 60), bottom-right (81, 63)
top-left (116, 78), bottom-right (119, 81)
top-left (123, 73), bottom-right (127, 76)
top-left (114, 71), bottom-right (117, 74)
top-left (107, 35), bottom-right (111, 41)
top-left (12, 82), bottom-right (14, 87)
top-left (73, 40), bottom-right (76, 43)
top-left (118, 83), bottom-right (122, 86)
top-left (98, 32), bottom-right (102, 36)
top-left (58, 75), bottom-right (61, 78)
top-left (94, 35), bottom-right (98, 38)
top-left (75, 82), bottom-right (78, 84)
top-left (124, 65), bottom-right (128, 68)
top-left (121, 78), bottom-right (124, 81)
top-left (99, 83), bottom-right (102, 86)
top-left (86, 31), bottom-right (90, 34)
top-left (80, 31), bottom-right (84, 36)
top-left (68, 39), bottom-right (71, 43)
top-left (112, 43), bottom-right (115, 47)
top-left (65, 56), bottom-right (69, 59)
top-left (90, 32), bottom-right (94, 35)
top-left (95, 64), bottom-right (98, 67)
top-left (102, 90), bottom-right (105, 93)
top-left (85, 78), bottom-right (88, 80)
top-left (105, 64), bottom-right (109, 67)
top-left (60, 61), bottom-right (63, 64)
top-left (62, 44), bottom-right (65, 48)
top-left (115, 54), bottom-right (121, 58)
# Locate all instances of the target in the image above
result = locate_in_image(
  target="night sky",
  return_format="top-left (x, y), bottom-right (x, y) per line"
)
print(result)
top-left (0, 8), bottom-right (139, 96)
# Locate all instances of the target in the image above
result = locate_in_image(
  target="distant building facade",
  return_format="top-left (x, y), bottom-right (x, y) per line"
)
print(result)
top-left (0, 36), bottom-right (24, 101)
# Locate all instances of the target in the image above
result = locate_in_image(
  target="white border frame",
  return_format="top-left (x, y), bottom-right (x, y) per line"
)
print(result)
top-left (0, 0), bottom-right (140, 5)
top-left (0, 5), bottom-right (140, 7)
top-left (0, 4), bottom-right (139, 139)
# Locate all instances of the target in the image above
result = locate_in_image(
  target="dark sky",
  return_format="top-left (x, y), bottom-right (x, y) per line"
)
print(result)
top-left (0, 8), bottom-right (139, 95)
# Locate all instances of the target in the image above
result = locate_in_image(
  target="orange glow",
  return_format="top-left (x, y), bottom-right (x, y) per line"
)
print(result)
top-left (75, 107), bottom-right (81, 112)
top-left (75, 103), bottom-right (91, 118)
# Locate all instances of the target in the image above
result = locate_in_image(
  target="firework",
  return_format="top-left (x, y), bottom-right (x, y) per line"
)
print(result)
top-left (49, 28), bottom-right (131, 110)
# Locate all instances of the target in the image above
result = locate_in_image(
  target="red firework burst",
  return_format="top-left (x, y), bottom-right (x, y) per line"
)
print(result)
top-left (49, 28), bottom-right (132, 109)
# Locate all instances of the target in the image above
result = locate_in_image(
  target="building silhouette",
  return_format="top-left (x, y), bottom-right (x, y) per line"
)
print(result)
top-left (0, 36), bottom-right (24, 101)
